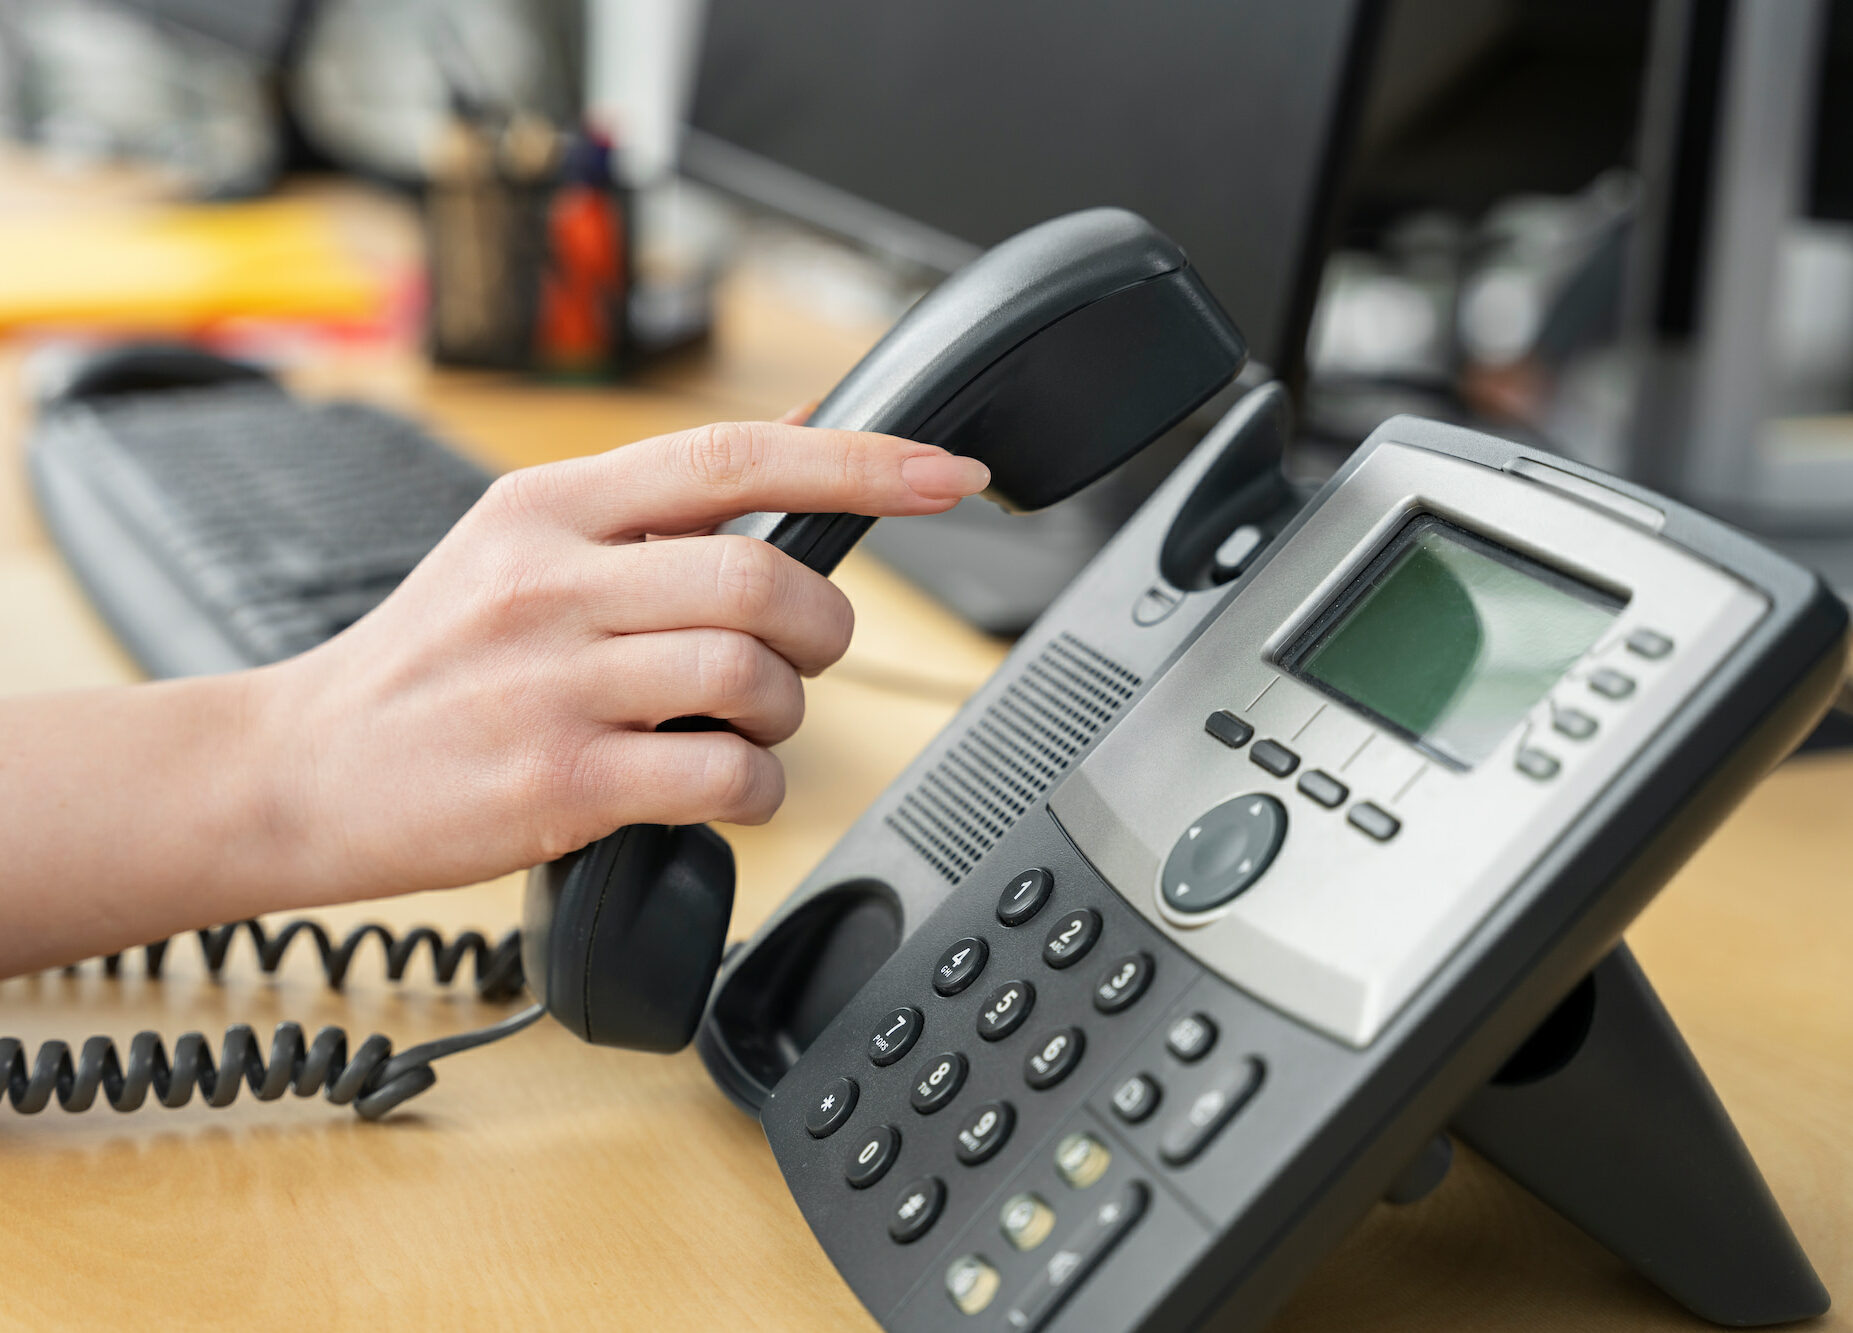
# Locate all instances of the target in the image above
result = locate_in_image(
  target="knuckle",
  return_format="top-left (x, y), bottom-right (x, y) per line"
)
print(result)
top-left (681, 421), bottom-right (769, 493)
top-left (710, 535), bottom-right (782, 623)
top-left (695, 630), bottom-right (765, 707)
top-left (484, 465), bottom-right (552, 521)
top-left (702, 737), bottom-right (768, 816)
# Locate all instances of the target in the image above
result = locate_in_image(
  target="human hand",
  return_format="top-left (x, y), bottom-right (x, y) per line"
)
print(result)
top-left (249, 420), bottom-right (990, 902)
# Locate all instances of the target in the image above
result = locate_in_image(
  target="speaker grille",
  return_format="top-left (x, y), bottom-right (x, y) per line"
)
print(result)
top-left (885, 633), bottom-right (1141, 884)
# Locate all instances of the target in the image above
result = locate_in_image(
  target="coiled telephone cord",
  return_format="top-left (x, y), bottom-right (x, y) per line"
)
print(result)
top-left (2, 919), bottom-right (540, 1120)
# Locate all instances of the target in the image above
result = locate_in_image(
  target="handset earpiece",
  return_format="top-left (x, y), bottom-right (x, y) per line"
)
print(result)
top-left (522, 207), bottom-right (1247, 1051)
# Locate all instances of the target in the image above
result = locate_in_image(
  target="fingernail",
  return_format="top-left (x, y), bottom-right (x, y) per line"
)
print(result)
top-left (901, 453), bottom-right (990, 499)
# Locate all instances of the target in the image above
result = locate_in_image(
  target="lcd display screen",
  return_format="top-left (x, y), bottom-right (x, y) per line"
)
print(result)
top-left (1286, 517), bottom-right (1622, 767)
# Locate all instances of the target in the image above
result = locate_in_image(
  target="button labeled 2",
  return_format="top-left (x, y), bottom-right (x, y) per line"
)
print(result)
top-left (1042, 909), bottom-right (1101, 969)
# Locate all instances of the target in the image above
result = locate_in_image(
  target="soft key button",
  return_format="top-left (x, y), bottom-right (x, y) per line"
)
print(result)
top-left (1626, 628), bottom-right (1673, 659)
top-left (1000, 1181), bottom-right (1150, 1333)
top-left (1160, 793), bottom-right (1288, 914)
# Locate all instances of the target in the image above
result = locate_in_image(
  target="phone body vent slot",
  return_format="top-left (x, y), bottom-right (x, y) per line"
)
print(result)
top-left (885, 632), bottom-right (1140, 884)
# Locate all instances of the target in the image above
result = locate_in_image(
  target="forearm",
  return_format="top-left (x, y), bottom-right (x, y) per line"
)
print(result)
top-left (0, 670), bottom-right (299, 977)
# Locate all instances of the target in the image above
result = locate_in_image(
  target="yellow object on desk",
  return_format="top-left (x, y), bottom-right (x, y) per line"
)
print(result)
top-left (0, 197), bottom-right (384, 333)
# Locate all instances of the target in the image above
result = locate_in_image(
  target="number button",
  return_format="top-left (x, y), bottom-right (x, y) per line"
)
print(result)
top-left (889, 1175), bottom-right (947, 1244)
top-left (805, 1075), bottom-right (859, 1139)
top-left (867, 1006), bottom-right (923, 1067)
top-left (1092, 952), bottom-right (1153, 1013)
top-left (910, 1051), bottom-right (969, 1114)
top-left (845, 1124), bottom-right (900, 1189)
top-left (1041, 908), bottom-right (1101, 969)
top-left (1024, 1027), bottom-right (1086, 1090)
top-left (954, 1100), bottom-right (1016, 1165)
top-left (976, 980), bottom-right (1035, 1042)
top-left (997, 867), bottom-right (1054, 926)
top-left (933, 937), bottom-right (989, 996)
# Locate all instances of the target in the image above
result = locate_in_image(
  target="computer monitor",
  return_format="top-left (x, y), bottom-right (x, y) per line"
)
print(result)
top-left (682, 0), bottom-right (1382, 631)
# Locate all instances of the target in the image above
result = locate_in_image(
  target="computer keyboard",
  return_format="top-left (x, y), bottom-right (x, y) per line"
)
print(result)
top-left (28, 378), bottom-right (492, 677)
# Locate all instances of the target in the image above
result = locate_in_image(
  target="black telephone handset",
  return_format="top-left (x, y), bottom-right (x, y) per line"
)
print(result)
top-left (521, 208), bottom-right (1247, 1053)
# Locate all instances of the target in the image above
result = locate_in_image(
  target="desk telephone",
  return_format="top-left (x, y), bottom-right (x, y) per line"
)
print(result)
top-left (8, 210), bottom-right (1843, 1331)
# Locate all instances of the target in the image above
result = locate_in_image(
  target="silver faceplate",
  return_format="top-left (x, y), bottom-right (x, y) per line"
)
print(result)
top-left (1048, 443), bottom-right (1768, 1047)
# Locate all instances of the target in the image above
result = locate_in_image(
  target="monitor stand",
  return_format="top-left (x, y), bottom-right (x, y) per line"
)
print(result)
top-left (1444, 943), bottom-right (1830, 1326)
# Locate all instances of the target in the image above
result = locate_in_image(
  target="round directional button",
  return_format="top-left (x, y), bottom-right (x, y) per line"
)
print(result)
top-left (954, 1100), bottom-right (1016, 1165)
top-left (846, 1124), bottom-right (901, 1189)
top-left (805, 1076), bottom-right (858, 1139)
top-left (1041, 908), bottom-right (1101, 969)
top-left (868, 1006), bottom-right (923, 1067)
top-left (1161, 794), bottom-right (1287, 914)
top-left (910, 1051), bottom-right (969, 1114)
top-left (933, 937), bottom-right (989, 996)
top-left (997, 867), bottom-right (1054, 925)
top-left (976, 980), bottom-right (1035, 1042)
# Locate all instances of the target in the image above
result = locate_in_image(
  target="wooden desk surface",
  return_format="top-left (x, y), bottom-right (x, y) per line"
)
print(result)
top-left (0, 183), bottom-right (1847, 1333)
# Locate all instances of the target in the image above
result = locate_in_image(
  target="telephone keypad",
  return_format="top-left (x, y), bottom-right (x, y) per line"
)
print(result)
top-left (953, 1100), bottom-right (1016, 1165)
top-left (889, 1175), bottom-right (947, 1244)
top-left (933, 938), bottom-right (989, 996)
top-left (1041, 909), bottom-right (1101, 969)
top-left (977, 980), bottom-right (1035, 1041)
top-left (1024, 1027), bottom-right (1086, 1090)
top-left (868, 1006), bottom-right (923, 1067)
top-left (1158, 1059), bottom-right (1264, 1166)
top-left (910, 1052), bottom-right (969, 1114)
top-left (846, 1124), bottom-right (901, 1189)
top-left (997, 867), bottom-right (1054, 926)
top-left (1092, 952), bottom-right (1154, 1013)
top-left (1165, 1013), bottom-right (1217, 1063)
top-left (806, 1076), bottom-right (859, 1139)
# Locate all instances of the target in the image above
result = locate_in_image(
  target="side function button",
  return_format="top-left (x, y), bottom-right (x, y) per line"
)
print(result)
top-left (1589, 667), bottom-right (1636, 699)
top-left (997, 867), bottom-right (1054, 926)
top-left (1159, 1058), bottom-right (1265, 1166)
top-left (954, 1100), bottom-right (1016, 1165)
top-left (1025, 1028), bottom-right (1086, 1090)
top-left (933, 937), bottom-right (989, 996)
top-left (806, 1076), bottom-right (858, 1139)
top-left (977, 980), bottom-right (1035, 1042)
top-left (1296, 769), bottom-right (1347, 807)
top-left (1161, 794), bottom-right (1288, 913)
top-left (1092, 953), bottom-right (1154, 1013)
top-left (1053, 1131), bottom-right (1112, 1188)
top-left (1627, 628), bottom-right (1673, 659)
top-left (911, 1052), bottom-right (969, 1114)
top-left (868, 1006), bottom-right (922, 1067)
top-left (1165, 1013), bottom-right (1217, 1063)
top-left (1204, 710), bottom-right (1253, 749)
top-left (1515, 747), bottom-right (1561, 780)
top-left (1346, 802), bottom-right (1400, 841)
top-left (1552, 708), bottom-right (1597, 740)
top-left (845, 1124), bottom-right (900, 1189)
top-left (1110, 1073), bottom-right (1161, 1124)
top-left (1000, 1193), bottom-right (1057, 1251)
top-left (946, 1256), bottom-right (1000, 1316)
top-left (1249, 738), bottom-right (1300, 776)
top-left (889, 1175), bottom-right (946, 1244)
top-left (1001, 1182), bottom-right (1150, 1333)
top-left (1041, 909), bottom-right (1101, 969)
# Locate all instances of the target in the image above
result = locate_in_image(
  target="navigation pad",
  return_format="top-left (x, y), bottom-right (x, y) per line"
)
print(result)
top-left (1159, 795), bottom-right (1287, 915)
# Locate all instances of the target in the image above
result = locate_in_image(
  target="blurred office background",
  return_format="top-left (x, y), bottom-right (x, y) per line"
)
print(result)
top-left (3, 0), bottom-right (1852, 630)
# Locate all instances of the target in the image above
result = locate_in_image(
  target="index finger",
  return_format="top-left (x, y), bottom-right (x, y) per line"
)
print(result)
top-left (510, 421), bottom-right (991, 540)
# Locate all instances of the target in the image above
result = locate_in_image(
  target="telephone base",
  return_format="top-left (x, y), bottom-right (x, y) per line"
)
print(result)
top-left (1451, 943), bottom-right (1830, 1326)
